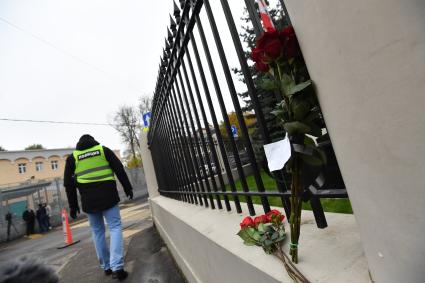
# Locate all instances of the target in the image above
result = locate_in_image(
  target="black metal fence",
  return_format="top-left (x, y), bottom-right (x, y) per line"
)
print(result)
top-left (148, 0), bottom-right (348, 228)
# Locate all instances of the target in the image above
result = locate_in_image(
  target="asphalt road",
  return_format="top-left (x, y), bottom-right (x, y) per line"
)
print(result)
top-left (0, 198), bottom-right (151, 275)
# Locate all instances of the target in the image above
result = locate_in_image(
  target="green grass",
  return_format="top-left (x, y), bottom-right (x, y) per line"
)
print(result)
top-left (223, 170), bottom-right (353, 214)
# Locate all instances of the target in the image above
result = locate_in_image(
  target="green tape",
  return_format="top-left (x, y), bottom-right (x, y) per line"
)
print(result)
top-left (289, 243), bottom-right (299, 249)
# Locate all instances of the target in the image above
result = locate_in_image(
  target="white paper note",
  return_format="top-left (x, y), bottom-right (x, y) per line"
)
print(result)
top-left (263, 135), bottom-right (291, 172)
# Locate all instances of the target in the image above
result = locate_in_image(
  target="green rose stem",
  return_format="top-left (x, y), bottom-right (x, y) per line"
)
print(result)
top-left (274, 62), bottom-right (303, 264)
top-left (290, 154), bottom-right (303, 263)
top-left (272, 63), bottom-right (302, 263)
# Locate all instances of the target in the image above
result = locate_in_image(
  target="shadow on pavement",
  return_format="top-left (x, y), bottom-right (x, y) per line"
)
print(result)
top-left (59, 223), bottom-right (186, 283)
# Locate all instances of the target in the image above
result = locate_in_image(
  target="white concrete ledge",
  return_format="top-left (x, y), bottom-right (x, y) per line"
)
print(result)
top-left (150, 196), bottom-right (370, 283)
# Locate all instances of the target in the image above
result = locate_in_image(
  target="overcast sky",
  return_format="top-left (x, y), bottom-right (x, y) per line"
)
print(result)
top-left (0, 0), bottom-right (274, 153)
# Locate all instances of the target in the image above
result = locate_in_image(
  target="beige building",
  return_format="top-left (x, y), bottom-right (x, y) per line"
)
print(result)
top-left (0, 148), bottom-right (122, 187)
top-left (0, 148), bottom-right (74, 187)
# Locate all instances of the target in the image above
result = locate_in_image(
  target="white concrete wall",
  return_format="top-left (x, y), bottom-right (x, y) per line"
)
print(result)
top-left (140, 132), bottom-right (159, 198)
top-left (284, 1), bottom-right (425, 282)
top-left (150, 196), bottom-right (370, 283)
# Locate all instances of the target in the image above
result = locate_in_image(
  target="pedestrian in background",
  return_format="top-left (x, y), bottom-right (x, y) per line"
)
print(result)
top-left (44, 203), bottom-right (52, 229)
top-left (22, 207), bottom-right (35, 236)
top-left (5, 211), bottom-right (18, 241)
top-left (36, 204), bottom-right (48, 233)
top-left (64, 134), bottom-right (133, 281)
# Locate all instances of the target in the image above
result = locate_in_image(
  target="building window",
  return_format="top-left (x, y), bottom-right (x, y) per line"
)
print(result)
top-left (35, 162), bottom-right (43, 172)
top-left (51, 160), bottom-right (59, 171)
top-left (18, 163), bottom-right (27, 174)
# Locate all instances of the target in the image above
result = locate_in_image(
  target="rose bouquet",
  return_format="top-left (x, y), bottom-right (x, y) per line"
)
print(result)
top-left (237, 210), bottom-right (309, 282)
top-left (238, 210), bottom-right (286, 254)
top-left (251, 26), bottom-right (326, 264)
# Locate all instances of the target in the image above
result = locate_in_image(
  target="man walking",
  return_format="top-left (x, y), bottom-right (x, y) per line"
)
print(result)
top-left (64, 135), bottom-right (133, 281)
top-left (22, 207), bottom-right (35, 236)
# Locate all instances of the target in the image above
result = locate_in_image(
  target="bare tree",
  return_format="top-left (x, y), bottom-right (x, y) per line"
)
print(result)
top-left (0, 146), bottom-right (5, 151)
top-left (138, 95), bottom-right (153, 117)
top-left (111, 106), bottom-right (140, 159)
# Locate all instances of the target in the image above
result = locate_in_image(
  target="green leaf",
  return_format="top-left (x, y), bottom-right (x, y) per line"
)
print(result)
top-left (238, 229), bottom-right (258, 245)
top-left (247, 228), bottom-right (261, 241)
top-left (257, 223), bottom-right (266, 233)
top-left (243, 241), bottom-right (256, 246)
top-left (281, 73), bottom-right (293, 86)
top-left (281, 74), bottom-right (295, 97)
top-left (315, 147), bottom-right (327, 164)
top-left (260, 78), bottom-right (280, 92)
top-left (237, 229), bottom-right (251, 242)
top-left (271, 232), bottom-right (279, 240)
top-left (304, 135), bottom-right (315, 146)
top-left (267, 225), bottom-right (276, 233)
top-left (276, 235), bottom-right (286, 242)
top-left (301, 153), bottom-right (324, 166)
top-left (291, 98), bottom-right (311, 121)
top-left (287, 80), bottom-right (312, 96)
top-left (284, 121), bottom-right (311, 135)
top-left (303, 107), bottom-right (320, 124)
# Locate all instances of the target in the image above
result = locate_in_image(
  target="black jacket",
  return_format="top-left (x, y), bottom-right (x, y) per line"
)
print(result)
top-left (64, 135), bottom-right (133, 213)
top-left (22, 210), bottom-right (35, 223)
top-left (36, 207), bottom-right (47, 220)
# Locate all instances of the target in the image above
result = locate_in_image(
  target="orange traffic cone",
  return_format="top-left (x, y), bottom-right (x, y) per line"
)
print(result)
top-left (57, 208), bottom-right (80, 249)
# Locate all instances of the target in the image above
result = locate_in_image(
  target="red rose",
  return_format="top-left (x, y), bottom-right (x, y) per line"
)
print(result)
top-left (266, 209), bottom-right (280, 221)
top-left (240, 216), bottom-right (254, 229)
top-left (266, 209), bottom-right (285, 222)
top-left (254, 215), bottom-right (268, 226)
top-left (281, 26), bottom-right (295, 37)
top-left (251, 47), bottom-right (265, 63)
top-left (285, 35), bottom-right (300, 59)
top-left (257, 30), bottom-right (283, 60)
top-left (264, 39), bottom-right (283, 59)
top-left (257, 30), bottom-right (280, 49)
top-left (279, 26), bottom-right (300, 59)
top-left (255, 62), bottom-right (270, 73)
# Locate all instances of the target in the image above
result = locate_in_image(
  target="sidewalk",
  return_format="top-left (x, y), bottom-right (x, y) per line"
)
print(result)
top-left (59, 219), bottom-right (186, 283)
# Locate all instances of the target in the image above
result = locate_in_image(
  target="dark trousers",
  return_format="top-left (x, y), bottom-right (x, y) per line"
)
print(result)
top-left (7, 222), bottom-right (11, 239)
top-left (37, 217), bottom-right (49, 233)
top-left (26, 221), bottom-right (35, 236)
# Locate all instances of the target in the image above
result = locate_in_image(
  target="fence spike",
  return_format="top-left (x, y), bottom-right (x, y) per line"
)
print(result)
top-left (173, 1), bottom-right (181, 24)
top-left (170, 14), bottom-right (177, 31)
top-left (167, 28), bottom-right (174, 43)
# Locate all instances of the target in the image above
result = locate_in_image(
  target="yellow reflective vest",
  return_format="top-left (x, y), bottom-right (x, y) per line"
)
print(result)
top-left (73, 145), bottom-right (115, 184)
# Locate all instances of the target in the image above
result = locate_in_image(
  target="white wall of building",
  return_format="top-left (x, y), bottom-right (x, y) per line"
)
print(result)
top-left (284, 0), bottom-right (425, 282)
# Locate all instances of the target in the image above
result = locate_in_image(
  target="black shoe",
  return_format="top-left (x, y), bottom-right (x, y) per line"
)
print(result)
top-left (104, 269), bottom-right (112, 276)
top-left (112, 269), bottom-right (128, 281)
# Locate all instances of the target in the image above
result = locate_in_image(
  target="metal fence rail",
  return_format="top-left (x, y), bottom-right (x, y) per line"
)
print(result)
top-left (148, 0), bottom-right (348, 227)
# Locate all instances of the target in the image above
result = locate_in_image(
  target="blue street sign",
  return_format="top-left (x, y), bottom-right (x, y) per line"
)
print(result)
top-left (143, 112), bottom-right (151, 127)
top-left (231, 125), bottom-right (238, 138)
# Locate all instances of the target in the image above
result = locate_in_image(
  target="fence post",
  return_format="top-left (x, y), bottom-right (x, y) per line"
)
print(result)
top-left (55, 178), bottom-right (63, 212)
top-left (36, 188), bottom-right (42, 205)
top-left (44, 186), bottom-right (49, 203)
top-left (140, 132), bottom-right (159, 198)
